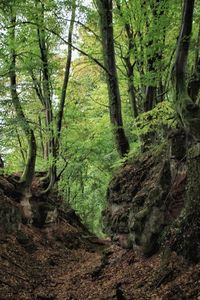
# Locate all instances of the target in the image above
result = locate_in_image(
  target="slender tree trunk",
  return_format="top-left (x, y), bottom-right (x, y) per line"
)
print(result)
top-left (127, 63), bottom-right (138, 118)
top-left (30, 71), bottom-right (49, 161)
top-left (96, 0), bottom-right (130, 157)
top-left (16, 129), bottom-right (26, 164)
top-left (35, 0), bottom-right (56, 193)
top-left (35, 0), bottom-right (76, 193)
top-left (38, 115), bottom-right (45, 159)
top-left (53, 0), bottom-right (76, 183)
top-left (144, 0), bottom-right (165, 112)
top-left (9, 11), bottom-right (37, 223)
top-left (56, 0), bottom-right (76, 140)
top-left (116, 2), bottom-right (138, 118)
top-left (124, 27), bottom-right (138, 118)
top-left (144, 85), bottom-right (156, 112)
top-left (9, 13), bottom-right (36, 194)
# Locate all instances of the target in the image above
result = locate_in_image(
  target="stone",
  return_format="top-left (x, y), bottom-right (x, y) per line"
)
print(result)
top-left (103, 149), bottom-right (186, 256)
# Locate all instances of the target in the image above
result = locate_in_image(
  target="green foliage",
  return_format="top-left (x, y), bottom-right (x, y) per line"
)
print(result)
top-left (0, 0), bottom-right (199, 234)
top-left (134, 101), bottom-right (176, 138)
top-left (57, 64), bottom-right (117, 235)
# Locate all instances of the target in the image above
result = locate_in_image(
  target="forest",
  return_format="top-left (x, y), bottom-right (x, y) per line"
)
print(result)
top-left (0, 0), bottom-right (200, 299)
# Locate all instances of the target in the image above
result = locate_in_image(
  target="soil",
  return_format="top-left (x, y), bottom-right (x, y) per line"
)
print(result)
top-left (0, 175), bottom-right (199, 300)
top-left (0, 218), bottom-right (200, 299)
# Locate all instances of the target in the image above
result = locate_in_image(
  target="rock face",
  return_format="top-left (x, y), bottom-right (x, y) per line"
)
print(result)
top-left (103, 150), bottom-right (186, 256)
top-left (0, 194), bottom-right (21, 233)
top-left (0, 175), bottom-right (82, 232)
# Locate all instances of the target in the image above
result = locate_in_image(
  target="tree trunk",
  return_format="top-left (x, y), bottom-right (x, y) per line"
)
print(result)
top-left (38, 115), bottom-right (45, 160)
top-left (35, 0), bottom-right (76, 193)
top-left (144, 85), bottom-right (156, 112)
top-left (188, 24), bottom-right (200, 103)
top-left (144, 0), bottom-right (165, 112)
top-left (9, 13), bottom-right (36, 194)
top-left (35, 0), bottom-right (56, 193)
top-left (53, 0), bottom-right (76, 184)
top-left (9, 12), bottom-right (36, 223)
top-left (116, 1), bottom-right (138, 118)
top-left (16, 129), bottom-right (26, 164)
top-left (171, 0), bottom-right (200, 262)
top-left (56, 0), bottom-right (76, 140)
top-left (127, 65), bottom-right (138, 118)
top-left (173, 0), bottom-right (197, 127)
top-left (96, 0), bottom-right (130, 157)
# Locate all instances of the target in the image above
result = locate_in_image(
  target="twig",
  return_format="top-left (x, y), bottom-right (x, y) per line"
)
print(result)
top-left (0, 268), bottom-right (27, 282)
top-left (0, 254), bottom-right (28, 272)
top-left (0, 278), bottom-right (17, 290)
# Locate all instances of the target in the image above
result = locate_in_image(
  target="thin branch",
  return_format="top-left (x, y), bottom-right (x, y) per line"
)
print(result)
top-left (52, 12), bottom-right (101, 42)
top-left (5, 21), bottom-right (109, 75)
top-left (56, 159), bottom-right (68, 181)
top-left (0, 279), bottom-right (16, 290)
top-left (88, 95), bottom-right (109, 108)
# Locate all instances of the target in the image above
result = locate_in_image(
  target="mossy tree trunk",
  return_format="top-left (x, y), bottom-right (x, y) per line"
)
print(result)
top-left (180, 144), bottom-right (200, 261)
top-left (173, 0), bottom-right (199, 133)
top-left (171, 0), bottom-right (200, 262)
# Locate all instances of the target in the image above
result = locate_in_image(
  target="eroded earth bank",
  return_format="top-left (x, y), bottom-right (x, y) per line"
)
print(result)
top-left (0, 149), bottom-right (200, 300)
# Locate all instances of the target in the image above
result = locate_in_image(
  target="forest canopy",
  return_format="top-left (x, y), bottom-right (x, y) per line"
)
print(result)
top-left (0, 0), bottom-right (199, 235)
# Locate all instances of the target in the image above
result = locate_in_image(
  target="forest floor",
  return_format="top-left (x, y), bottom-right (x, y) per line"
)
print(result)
top-left (0, 217), bottom-right (200, 300)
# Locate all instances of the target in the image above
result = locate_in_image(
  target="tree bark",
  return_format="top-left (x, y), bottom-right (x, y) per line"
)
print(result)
top-left (34, 0), bottom-right (76, 193)
top-left (188, 23), bottom-right (200, 103)
top-left (38, 115), bottom-right (45, 160)
top-left (9, 13), bottom-right (36, 194)
top-left (144, 0), bottom-right (165, 112)
top-left (171, 0), bottom-right (200, 262)
top-left (173, 0), bottom-right (200, 140)
top-left (16, 129), bottom-right (26, 164)
top-left (35, 0), bottom-right (56, 193)
top-left (96, 0), bottom-right (130, 157)
top-left (56, 0), bottom-right (76, 140)
top-left (116, 1), bottom-right (138, 118)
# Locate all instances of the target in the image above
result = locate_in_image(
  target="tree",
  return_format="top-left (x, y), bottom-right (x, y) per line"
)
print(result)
top-left (96, 0), bottom-right (130, 157)
top-left (9, 5), bottom-right (36, 196)
top-left (55, 0), bottom-right (76, 183)
top-left (33, 0), bottom-right (56, 192)
top-left (171, 0), bottom-right (200, 262)
top-left (143, 0), bottom-right (165, 112)
top-left (188, 23), bottom-right (200, 102)
top-left (115, 1), bottom-right (138, 118)
top-left (29, 0), bottom-right (76, 193)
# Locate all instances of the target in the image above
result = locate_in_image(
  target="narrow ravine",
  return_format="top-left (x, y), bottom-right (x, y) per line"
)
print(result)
top-left (0, 204), bottom-right (199, 300)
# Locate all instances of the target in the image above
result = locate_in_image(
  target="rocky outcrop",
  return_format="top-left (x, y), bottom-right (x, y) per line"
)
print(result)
top-left (0, 193), bottom-right (21, 233)
top-left (0, 175), bottom-right (86, 232)
top-left (103, 148), bottom-right (186, 256)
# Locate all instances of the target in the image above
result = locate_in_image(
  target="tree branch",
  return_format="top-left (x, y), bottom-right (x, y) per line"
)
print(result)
top-left (5, 21), bottom-right (109, 75)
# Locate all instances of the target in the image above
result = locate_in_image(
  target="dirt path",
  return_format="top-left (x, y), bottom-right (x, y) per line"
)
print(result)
top-left (0, 222), bottom-right (200, 300)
